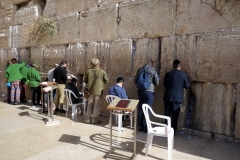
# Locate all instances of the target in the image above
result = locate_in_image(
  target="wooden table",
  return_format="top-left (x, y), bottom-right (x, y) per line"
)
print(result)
top-left (39, 82), bottom-right (60, 125)
top-left (106, 99), bottom-right (139, 160)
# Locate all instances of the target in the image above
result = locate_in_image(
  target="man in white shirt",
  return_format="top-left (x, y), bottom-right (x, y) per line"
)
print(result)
top-left (47, 64), bottom-right (58, 98)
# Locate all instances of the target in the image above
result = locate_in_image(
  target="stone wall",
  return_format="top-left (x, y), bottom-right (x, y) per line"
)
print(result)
top-left (0, 0), bottom-right (240, 139)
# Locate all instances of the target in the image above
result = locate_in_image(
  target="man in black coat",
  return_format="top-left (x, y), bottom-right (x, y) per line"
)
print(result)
top-left (54, 60), bottom-right (68, 113)
top-left (163, 59), bottom-right (190, 133)
top-left (65, 78), bottom-right (83, 104)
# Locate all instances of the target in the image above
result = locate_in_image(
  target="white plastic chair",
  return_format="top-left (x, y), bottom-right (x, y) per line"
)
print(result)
top-left (106, 95), bottom-right (133, 132)
top-left (142, 104), bottom-right (174, 160)
top-left (64, 89), bottom-right (86, 119)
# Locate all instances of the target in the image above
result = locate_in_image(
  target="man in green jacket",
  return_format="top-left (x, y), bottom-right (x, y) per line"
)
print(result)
top-left (20, 65), bottom-right (30, 103)
top-left (84, 58), bottom-right (109, 124)
top-left (27, 64), bottom-right (41, 107)
top-left (5, 61), bottom-right (25, 105)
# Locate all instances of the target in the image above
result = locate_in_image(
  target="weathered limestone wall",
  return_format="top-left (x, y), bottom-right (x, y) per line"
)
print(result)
top-left (0, 0), bottom-right (240, 139)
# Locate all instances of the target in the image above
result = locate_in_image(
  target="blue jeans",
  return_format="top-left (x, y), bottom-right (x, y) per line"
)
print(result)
top-left (137, 90), bottom-right (154, 130)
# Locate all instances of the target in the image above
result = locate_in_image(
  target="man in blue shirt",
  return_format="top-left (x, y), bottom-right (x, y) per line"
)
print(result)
top-left (108, 77), bottom-right (128, 99)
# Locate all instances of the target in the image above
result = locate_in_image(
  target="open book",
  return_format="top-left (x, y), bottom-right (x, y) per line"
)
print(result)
top-left (115, 100), bottom-right (130, 108)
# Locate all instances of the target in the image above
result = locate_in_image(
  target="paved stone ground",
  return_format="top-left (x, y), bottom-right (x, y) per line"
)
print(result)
top-left (0, 98), bottom-right (239, 160)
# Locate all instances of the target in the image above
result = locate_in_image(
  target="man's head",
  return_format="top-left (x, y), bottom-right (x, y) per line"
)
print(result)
top-left (173, 59), bottom-right (181, 69)
top-left (11, 58), bottom-right (17, 64)
top-left (71, 78), bottom-right (77, 86)
top-left (147, 60), bottom-right (154, 67)
top-left (60, 60), bottom-right (67, 67)
top-left (54, 64), bottom-right (59, 68)
top-left (116, 77), bottom-right (124, 86)
top-left (91, 58), bottom-right (100, 67)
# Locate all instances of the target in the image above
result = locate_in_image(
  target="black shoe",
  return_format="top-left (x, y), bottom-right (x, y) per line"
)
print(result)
top-left (59, 109), bottom-right (66, 113)
top-left (55, 107), bottom-right (60, 111)
top-left (21, 100), bottom-right (28, 103)
top-left (138, 127), bottom-right (143, 132)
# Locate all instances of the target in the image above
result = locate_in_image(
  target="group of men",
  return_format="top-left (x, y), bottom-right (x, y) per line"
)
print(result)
top-left (80, 58), bottom-right (190, 134)
top-left (5, 57), bottom-right (190, 134)
top-left (5, 58), bottom-right (41, 106)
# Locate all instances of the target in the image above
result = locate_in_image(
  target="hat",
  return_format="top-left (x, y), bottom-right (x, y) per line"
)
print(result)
top-left (91, 58), bottom-right (100, 66)
top-left (32, 64), bottom-right (38, 68)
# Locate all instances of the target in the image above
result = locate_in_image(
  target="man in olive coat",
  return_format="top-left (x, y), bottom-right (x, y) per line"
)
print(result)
top-left (84, 58), bottom-right (109, 124)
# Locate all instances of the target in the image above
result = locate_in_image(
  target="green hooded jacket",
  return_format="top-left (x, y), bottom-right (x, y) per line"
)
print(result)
top-left (20, 66), bottom-right (29, 85)
top-left (27, 68), bottom-right (41, 87)
top-left (84, 66), bottom-right (109, 95)
top-left (5, 62), bottom-right (25, 82)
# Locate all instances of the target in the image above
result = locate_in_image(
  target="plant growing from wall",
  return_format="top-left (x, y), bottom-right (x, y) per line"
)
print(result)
top-left (28, 16), bottom-right (58, 43)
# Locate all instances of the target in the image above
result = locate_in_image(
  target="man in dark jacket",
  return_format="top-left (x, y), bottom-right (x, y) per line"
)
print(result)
top-left (65, 78), bottom-right (82, 104)
top-left (134, 60), bottom-right (159, 132)
top-left (163, 59), bottom-right (190, 133)
top-left (54, 60), bottom-right (68, 113)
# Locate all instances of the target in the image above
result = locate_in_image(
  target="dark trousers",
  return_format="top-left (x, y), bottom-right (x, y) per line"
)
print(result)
top-left (137, 90), bottom-right (154, 130)
top-left (164, 101), bottom-right (180, 133)
top-left (20, 83), bottom-right (27, 102)
top-left (31, 86), bottom-right (41, 105)
top-left (7, 86), bottom-right (11, 103)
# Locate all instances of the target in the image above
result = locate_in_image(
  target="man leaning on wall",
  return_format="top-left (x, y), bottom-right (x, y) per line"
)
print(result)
top-left (84, 58), bottom-right (109, 124)
top-left (163, 59), bottom-right (190, 134)
top-left (54, 60), bottom-right (68, 113)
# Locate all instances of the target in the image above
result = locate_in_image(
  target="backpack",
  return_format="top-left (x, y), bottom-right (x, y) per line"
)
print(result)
top-left (137, 70), bottom-right (151, 90)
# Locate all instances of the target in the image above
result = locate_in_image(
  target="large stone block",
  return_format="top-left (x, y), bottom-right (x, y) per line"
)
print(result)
top-left (43, 0), bottom-right (56, 17)
top-left (0, 49), bottom-right (8, 72)
top-left (55, 0), bottom-right (74, 16)
top-left (86, 41), bottom-right (111, 73)
top-left (2, 0), bottom-right (13, 6)
top-left (39, 12), bottom-right (79, 45)
top-left (161, 35), bottom-right (197, 81)
top-left (133, 38), bottom-right (160, 76)
top-left (1, 4), bottom-right (16, 26)
top-left (30, 46), bottom-right (44, 72)
top-left (43, 45), bottom-right (66, 73)
top-left (66, 43), bottom-right (87, 75)
top-left (109, 40), bottom-right (132, 77)
top-left (191, 82), bottom-right (235, 136)
top-left (79, 5), bottom-right (118, 42)
top-left (12, 13), bottom-right (79, 48)
top-left (101, 0), bottom-right (127, 5)
top-left (176, 0), bottom-right (240, 34)
top-left (119, 0), bottom-right (174, 38)
top-left (196, 32), bottom-right (240, 83)
top-left (13, 0), bottom-right (30, 5)
top-left (235, 83), bottom-right (240, 139)
top-left (19, 48), bottom-right (30, 63)
top-left (11, 24), bottom-right (32, 48)
top-left (73, 0), bottom-right (97, 12)
top-left (14, 4), bottom-right (42, 25)
top-left (0, 26), bottom-right (12, 49)
top-left (0, 72), bottom-right (7, 96)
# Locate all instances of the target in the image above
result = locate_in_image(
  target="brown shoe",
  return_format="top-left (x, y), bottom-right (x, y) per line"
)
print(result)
top-left (84, 119), bottom-right (91, 124)
top-left (92, 119), bottom-right (102, 124)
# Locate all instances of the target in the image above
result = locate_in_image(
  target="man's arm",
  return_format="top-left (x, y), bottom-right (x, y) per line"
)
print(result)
top-left (184, 74), bottom-right (190, 89)
top-left (163, 73), bottom-right (168, 87)
top-left (103, 71), bottom-right (109, 83)
top-left (153, 72), bottom-right (159, 86)
top-left (84, 72), bottom-right (88, 84)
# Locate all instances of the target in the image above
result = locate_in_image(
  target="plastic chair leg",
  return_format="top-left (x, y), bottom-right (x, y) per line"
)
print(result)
top-left (66, 104), bottom-right (69, 117)
top-left (168, 135), bottom-right (173, 160)
top-left (118, 114), bottom-right (123, 132)
top-left (72, 105), bottom-right (76, 119)
top-left (145, 134), bottom-right (153, 156)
